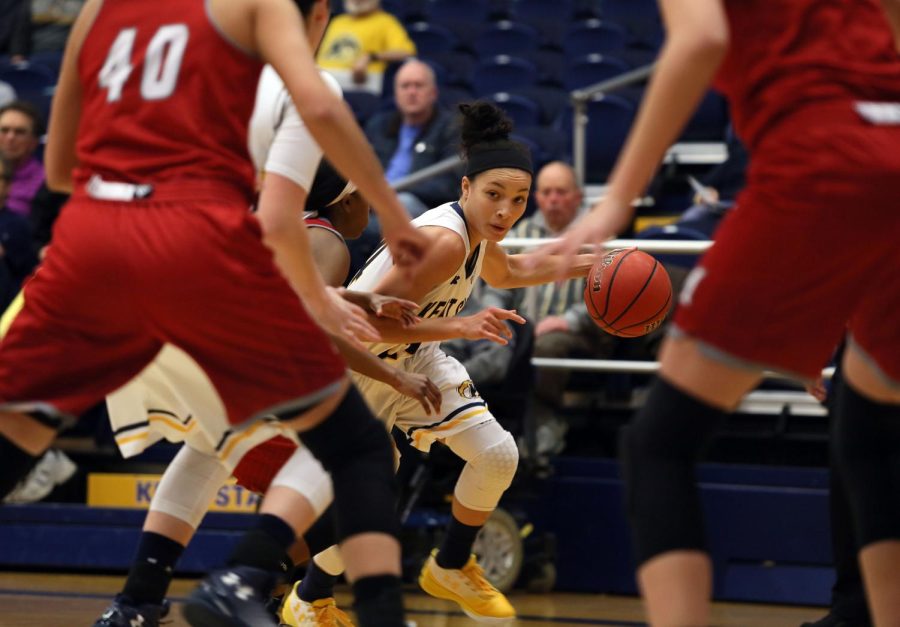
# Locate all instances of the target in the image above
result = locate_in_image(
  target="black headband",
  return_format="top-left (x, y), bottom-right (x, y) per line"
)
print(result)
top-left (464, 141), bottom-right (533, 178)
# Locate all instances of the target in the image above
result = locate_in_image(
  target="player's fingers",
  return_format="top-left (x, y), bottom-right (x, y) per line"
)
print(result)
top-left (426, 380), bottom-right (442, 413)
top-left (493, 309), bottom-right (526, 324)
top-left (416, 392), bottom-right (433, 415)
top-left (402, 311), bottom-right (419, 327)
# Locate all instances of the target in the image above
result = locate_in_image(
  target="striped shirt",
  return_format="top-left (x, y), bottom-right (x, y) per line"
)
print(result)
top-left (482, 211), bottom-right (587, 325)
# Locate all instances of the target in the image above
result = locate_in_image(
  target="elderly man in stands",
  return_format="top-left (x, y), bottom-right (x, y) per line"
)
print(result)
top-left (0, 101), bottom-right (44, 218)
top-left (349, 59), bottom-right (460, 273)
top-left (366, 59), bottom-right (460, 216)
top-left (483, 161), bottom-right (615, 456)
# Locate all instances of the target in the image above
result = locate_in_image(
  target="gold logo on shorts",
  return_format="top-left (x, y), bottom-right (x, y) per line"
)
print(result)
top-left (457, 380), bottom-right (480, 399)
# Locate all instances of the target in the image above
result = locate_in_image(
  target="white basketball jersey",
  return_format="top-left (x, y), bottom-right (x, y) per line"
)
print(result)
top-left (350, 202), bottom-right (486, 361)
top-left (248, 65), bottom-right (342, 190)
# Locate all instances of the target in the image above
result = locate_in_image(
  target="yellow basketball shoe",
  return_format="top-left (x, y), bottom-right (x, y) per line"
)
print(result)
top-left (418, 550), bottom-right (516, 623)
top-left (279, 581), bottom-right (355, 627)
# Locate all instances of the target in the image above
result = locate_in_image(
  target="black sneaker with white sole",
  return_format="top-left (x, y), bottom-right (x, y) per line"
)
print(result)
top-left (182, 566), bottom-right (279, 627)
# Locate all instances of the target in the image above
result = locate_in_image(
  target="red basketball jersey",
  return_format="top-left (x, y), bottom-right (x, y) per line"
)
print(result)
top-left (75, 0), bottom-right (263, 201)
top-left (715, 0), bottom-right (900, 150)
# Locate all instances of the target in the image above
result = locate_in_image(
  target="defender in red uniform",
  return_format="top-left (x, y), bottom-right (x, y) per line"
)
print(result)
top-left (0, 0), bottom-right (429, 626)
top-left (535, 0), bottom-right (900, 624)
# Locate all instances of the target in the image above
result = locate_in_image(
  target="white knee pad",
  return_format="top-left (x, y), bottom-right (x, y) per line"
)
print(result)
top-left (446, 419), bottom-right (519, 512)
top-left (150, 444), bottom-right (232, 529)
top-left (269, 446), bottom-right (334, 518)
top-left (313, 545), bottom-right (345, 576)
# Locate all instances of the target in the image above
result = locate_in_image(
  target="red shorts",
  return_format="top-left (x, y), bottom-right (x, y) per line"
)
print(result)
top-left (675, 101), bottom-right (900, 381)
top-left (232, 435), bottom-right (297, 493)
top-left (0, 180), bottom-right (345, 423)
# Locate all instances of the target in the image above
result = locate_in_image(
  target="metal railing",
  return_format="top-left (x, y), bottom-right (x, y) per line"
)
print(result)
top-left (570, 63), bottom-right (655, 187)
top-left (498, 237), bottom-right (834, 415)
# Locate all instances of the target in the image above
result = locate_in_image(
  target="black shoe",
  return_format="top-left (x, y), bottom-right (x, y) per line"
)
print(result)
top-left (93, 595), bottom-right (170, 627)
top-left (800, 613), bottom-right (870, 627)
top-left (182, 566), bottom-right (279, 627)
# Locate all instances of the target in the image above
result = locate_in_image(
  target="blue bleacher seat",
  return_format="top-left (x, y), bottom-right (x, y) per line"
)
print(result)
top-left (510, 131), bottom-right (544, 168)
top-left (473, 21), bottom-right (540, 57)
top-left (407, 22), bottom-right (458, 56)
top-left (510, 0), bottom-right (575, 48)
top-left (515, 124), bottom-right (568, 163)
top-left (563, 19), bottom-right (627, 57)
top-left (680, 90), bottom-right (729, 141)
top-left (600, 0), bottom-right (664, 46)
top-left (424, 0), bottom-right (489, 50)
top-left (635, 221), bottom-right (713, 268)
top-left (563, 54), bottom-right (630, 91)
top-left (0, 64), bottom-right (55, 123)
top-left (27, 51), bottom-right (64, 79)
top-left (511, 85), bottom-right (569, 124)
top-left (619, 43), bottom-right (660, 68)
top-left (557, 93), bottom-right (636, 181)
top-left (488, 92), bottom-right (541, 128)
top-left (525, 49), bottom-right (565, 87)
top-left (343, 90), bottom-right (381, 126)
top-left (419, 50), bottom-right (477, 87)
top-left (471, 55), bottom-right (538, 96)
top-left (438, 84), bottom-right (475, 109)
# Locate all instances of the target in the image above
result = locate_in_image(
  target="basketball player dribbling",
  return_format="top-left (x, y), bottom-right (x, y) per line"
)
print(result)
top-left (271, 101), bottom-right (599, 625)
top-left (0, 0), bottom-right (431, 625)
top-left (534, 1), bottom-right (900, 625)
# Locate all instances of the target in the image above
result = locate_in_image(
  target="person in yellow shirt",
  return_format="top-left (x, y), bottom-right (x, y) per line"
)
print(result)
top-left (317, 0), bottom-right (416, 94)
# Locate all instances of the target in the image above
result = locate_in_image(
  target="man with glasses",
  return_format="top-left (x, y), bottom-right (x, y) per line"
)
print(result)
top-left (0, 101), bottom-right (44, 218)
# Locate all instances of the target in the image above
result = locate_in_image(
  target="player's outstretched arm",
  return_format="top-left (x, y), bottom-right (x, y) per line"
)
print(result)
top-left (526, 0), bottom-right (729, 272)
top-left (257, 171), bottom-right (380, 346)
top-left (45, 0), bottom-right (103, 192)
top-left (248, 0), bottom-right (428, 270)
top-left (329, 333), bottom-right (441, 415)
top-left (372, 306), bottom-right (525, 346)
top-left (481, 241), bottom-right (597, 289)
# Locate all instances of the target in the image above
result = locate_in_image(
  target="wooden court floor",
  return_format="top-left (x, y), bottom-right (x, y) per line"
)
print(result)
top-left (0, 571), bottom-right (825, 626)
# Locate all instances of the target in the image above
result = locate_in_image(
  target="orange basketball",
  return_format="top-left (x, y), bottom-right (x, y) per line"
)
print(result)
top-left (584, 248), bottom-right (673, 338)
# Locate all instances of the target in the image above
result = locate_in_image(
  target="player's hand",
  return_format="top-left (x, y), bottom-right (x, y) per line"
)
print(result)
top-left (459, 307), bottom-right (526, 345)
top-left (315, 286), bottom-right (381, 349)
top-left (526, 197), bottom-right (634, 281)
top-left (392, 372), bottom-right (442, 415)
top-left (351, 54), bottom-right (370, 84)
top-left (805, 377), bottom-right (828, 403)
top-left (535, 315), bottom-right (570, 337)
top-left (340, 289), bottom-right (420, 327)
top-left (382, 220), bottom-right (430, 273)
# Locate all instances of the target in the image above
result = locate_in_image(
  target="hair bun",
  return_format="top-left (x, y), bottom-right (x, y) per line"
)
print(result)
top-left (458, 101), bottom-right (514, 157)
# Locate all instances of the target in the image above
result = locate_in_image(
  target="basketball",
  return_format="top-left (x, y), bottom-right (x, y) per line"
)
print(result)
top-left (584, 248), bottom-right (673, 337)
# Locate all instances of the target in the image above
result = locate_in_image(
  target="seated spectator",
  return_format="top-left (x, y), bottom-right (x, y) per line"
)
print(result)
top-left (0, 157), bottom-right (38, 310)
top-left (367, 59), bottom-right (460, 214)
top-left (680, 128), bottom-right (748, 227)
top-left (0, 0), bottom-right (28, 60)
top-left (349, 60), bottom-right (461, 273)
top-left (0, 100), bottom-right (44, 218)
top-left (8, 0), bottom-right (85, 62)
top-left (316, 0), bottom-right (416, 94)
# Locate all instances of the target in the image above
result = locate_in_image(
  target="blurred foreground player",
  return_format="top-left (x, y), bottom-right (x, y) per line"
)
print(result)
top-left (533, 0), bottom-right (900, 624)
top-left (0, 0), bottom-right (430, 625)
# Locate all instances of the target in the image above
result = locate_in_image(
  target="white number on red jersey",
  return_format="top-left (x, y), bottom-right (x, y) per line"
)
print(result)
top-left (98, 24), bottom-right (190, 103)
